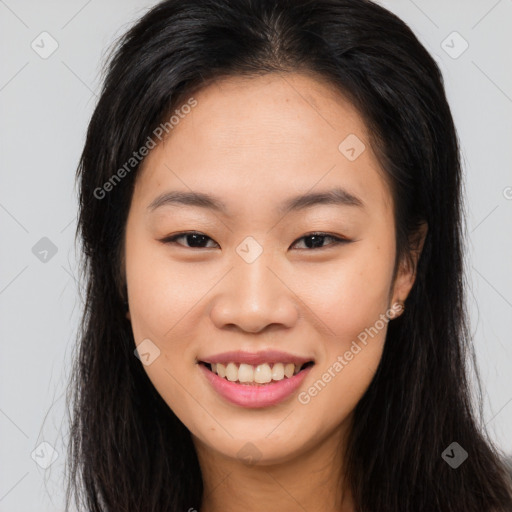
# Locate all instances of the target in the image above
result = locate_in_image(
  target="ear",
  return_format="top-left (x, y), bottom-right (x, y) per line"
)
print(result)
top-left (391, 221), bottom-right (428, 308)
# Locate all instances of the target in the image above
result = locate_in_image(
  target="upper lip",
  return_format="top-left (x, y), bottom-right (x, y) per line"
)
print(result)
top-left (199, 350), bottom-right (314, 366)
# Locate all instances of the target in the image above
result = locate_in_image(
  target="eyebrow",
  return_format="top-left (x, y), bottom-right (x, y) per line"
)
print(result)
top-left (146, 187), bottom-right (365, 215)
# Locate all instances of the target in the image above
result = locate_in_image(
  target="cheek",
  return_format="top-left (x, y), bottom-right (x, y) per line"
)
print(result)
top-left (124, 237), bottom-right (202, 418)
top-left (125, 235), bottom-right (200, 343)
top-left (294, 239), bottom-right (394, 411)
top-left (301, 237), bottom-right (394, 346)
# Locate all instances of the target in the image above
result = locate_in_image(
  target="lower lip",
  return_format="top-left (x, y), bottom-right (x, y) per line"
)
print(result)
top-left (198, 363), bottom-right (313, 408)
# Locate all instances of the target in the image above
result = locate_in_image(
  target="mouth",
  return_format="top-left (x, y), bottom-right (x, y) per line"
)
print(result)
top-left (199, 360), bottom-right (315, 386)
top-left (198, 358), bottom-right (315, 408)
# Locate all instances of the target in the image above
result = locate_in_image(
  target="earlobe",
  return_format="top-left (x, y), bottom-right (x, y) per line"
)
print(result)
top-left (389, 299), bottom-right (406, 319)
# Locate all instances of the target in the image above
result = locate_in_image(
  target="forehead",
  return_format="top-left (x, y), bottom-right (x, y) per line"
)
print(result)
top-left (132, 72), bottom-right (393, 219)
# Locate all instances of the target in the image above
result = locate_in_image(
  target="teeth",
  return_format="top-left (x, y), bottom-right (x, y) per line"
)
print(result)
top-left (271, 363), bottom-right (284, 380)
top-left (238, 363), bottom-right (254, 383)
top-left (286, 363), bottom-right (296, 378)
top-left (225, 362), bottom-right (238, 382)
top-left (208, 361), bottom-right (307, 384)
top-left (254, 363), bottom-right (272, 383)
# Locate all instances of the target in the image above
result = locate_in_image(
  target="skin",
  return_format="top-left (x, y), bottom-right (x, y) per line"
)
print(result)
top-left (123, 71), bottom-right (427, 512)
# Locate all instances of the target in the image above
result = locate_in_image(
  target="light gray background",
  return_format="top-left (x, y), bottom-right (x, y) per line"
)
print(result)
top-left (1, 1), bottom-right (511, 510)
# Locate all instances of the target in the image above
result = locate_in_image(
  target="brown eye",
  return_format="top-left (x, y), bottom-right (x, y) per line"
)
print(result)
top-left (161, 231), bottom-right (351, 251)
top-left (162, 232), bottom-right (218, 249)
top-left (291, 232), bottom-right (351, 250)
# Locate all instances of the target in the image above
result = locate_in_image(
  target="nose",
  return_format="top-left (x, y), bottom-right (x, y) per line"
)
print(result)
top-left (209, 251), bottom-right (299, 334)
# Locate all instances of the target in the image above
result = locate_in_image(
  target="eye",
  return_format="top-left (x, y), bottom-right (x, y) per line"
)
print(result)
top-left (291, 232), bottom-right (351, 250)
top-left (161, 231), bottom-right (218, 249)
top-left (160, 231), bottom-right (352, 250)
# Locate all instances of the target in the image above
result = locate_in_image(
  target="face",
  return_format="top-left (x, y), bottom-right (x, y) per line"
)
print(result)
top-left (123, 72), bottom-right (419, 465)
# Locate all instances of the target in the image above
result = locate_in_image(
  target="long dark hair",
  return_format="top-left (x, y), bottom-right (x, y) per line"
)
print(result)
top-left (65, 0), bottom-right (512, 510)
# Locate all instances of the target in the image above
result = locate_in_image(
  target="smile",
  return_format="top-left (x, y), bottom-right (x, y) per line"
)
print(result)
top-left (198, 360), bottom-right (315, 408)
top-left (202, 361), bottom-right (314, 384)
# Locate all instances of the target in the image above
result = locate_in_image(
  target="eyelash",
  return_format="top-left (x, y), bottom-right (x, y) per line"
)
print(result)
top-left (160, 231), bottom-right (352, 251)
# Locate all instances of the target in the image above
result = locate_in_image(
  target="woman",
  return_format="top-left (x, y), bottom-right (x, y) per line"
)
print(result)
top-left (65, 0), bottom-right (512, 510)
